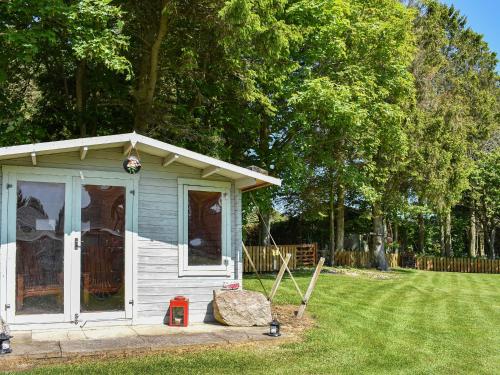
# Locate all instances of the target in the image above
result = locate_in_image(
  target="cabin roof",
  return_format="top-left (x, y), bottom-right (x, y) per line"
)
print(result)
top-left (0, 133), bottom-right (281, 191)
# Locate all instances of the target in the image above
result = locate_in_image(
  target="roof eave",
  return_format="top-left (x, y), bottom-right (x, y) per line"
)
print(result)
top-left (0, 133), bottom-right (282, 190)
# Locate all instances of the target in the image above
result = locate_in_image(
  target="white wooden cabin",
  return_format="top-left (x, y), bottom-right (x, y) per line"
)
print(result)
top-left (0, 133), bottom-right (280, 329)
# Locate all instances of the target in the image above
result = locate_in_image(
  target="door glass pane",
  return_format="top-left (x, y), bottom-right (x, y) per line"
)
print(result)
top-left (81, 185), bottom-right (125, 312)
top-left (188, 191), bottom-right (222, 266)
top-left (16, 181), bottom-right (65, 315)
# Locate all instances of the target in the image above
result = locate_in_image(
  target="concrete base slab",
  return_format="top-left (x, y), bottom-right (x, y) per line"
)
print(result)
top-left (82, 326), bottom-right (137, 340)
top-left (10, 341), bottom-right (61, 359)
top-left (60, 336), bottom-right (147, 357)
top-left (0, 323), bottom-right (286, 370)
top-left (129, 325), bottom-right (165, 336)
top-left (143, 332), bottom-right (226, 349)
top-left (32, 329), bottom-right (86, 342)
top-left (131, 323), bottom-right (239, 336)
top-left (11, 331), bottom-right (32, 344)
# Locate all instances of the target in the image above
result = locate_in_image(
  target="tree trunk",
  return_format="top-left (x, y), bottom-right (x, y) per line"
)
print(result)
top-left (469, 207), bottom-right (477, 257)
top-left (329, 175), bottom-right (335, 266)
top-left (478, 227), bottom-right (485, 257)
top-left (335, 182), bottom-right (345, 252)
top-left (75, 60), bottom-right (86, 137)
top-left (371, 204), bottom-right (388, 270)
top-left (483, 223), bottom-right (496, 259)
top-left (393, 222), bottom-right (399, 253)
top-left (417, 213), bottom-right (425, 253)
top-left (259, 210), bottom-right (271, 246)
top-left (440, 215), bottom-right (445, 256)
top-left (491, 228), bottom-right (496, 259)
top-left (444, 210), bottom-right (453, 257)
top-left (401, 225), bottom-right (408, 253)
top-left (133, 0), bottom-right (169, 132)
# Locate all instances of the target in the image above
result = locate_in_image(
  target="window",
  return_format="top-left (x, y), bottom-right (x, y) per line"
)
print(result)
top-left (188, 191), bottom-right (222, 266)
top-left (80, 185), bottom-right (126, 312)
top-left (178, 179), bottom-right (231, 276)
top-left (16, 181), bottom-right (65, 315)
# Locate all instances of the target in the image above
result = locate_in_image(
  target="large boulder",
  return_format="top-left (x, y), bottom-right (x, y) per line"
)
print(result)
top-left (213, 290), bottom-right (271, 327)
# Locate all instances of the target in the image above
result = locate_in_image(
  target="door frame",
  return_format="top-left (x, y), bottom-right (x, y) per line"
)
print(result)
top-left (72, 176), bottom-right (134, 321)
top-left (0, 166), bottom-right (139, 326)
top-left (4, 171), bottom-right (72, 324)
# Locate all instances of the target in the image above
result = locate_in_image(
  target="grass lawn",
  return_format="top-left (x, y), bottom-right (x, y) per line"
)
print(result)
top-left (22, 269), bottom-right (500, 375)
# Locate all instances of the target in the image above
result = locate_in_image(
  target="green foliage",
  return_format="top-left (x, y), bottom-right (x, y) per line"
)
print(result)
top-left (0, 0), bottom-right (131, 143)
top-left (68, 0), bottom-right (131, 77)
top-left (409, 0), bottom-right (498, 213)
top-left (0, 0), bottom-right (498, 255)
top-left (471, 150), bottom-right (500, 225)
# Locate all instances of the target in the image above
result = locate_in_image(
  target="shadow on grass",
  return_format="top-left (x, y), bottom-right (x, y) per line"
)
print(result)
top-left (244, 267), bottom-right (418, 280)
top-left (244, 270), bottom-right (314, 280)
top-left (389, 267), bottom-right (418, 274)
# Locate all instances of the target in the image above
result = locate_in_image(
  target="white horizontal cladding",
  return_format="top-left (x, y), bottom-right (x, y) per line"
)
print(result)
top-left (135, 310), bottom-right (214, 324)
top-left (0, 143), bottom-right (244, 324)
top-left (136, 174), bottom-right (242, 322)
top-left (137, 300), bottom-right (213, 312)
top-left (0, 132), bottom-right (281, 190)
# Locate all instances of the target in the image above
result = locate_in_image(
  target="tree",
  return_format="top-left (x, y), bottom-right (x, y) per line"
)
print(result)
top-left (407, 0), bottom-right (499, 256)
top-left (0, 0), bottom-right (131, 141)
top-left (347, 0), bottom-right (415, 270)
top-left (470, 149), bottom-right (500, 258)
top-left (282, 0), bottom-right (415, 269)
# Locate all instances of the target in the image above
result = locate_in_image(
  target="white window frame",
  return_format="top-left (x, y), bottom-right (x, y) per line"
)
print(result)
top-left (178, 178), bottom-right (232, 277)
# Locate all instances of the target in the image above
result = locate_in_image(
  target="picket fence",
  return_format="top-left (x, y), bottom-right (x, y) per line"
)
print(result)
top-left (334, 251), bottom-right (400, 268)
top-left (334, 251), bottom-right (500, 274)
top-left (243, 246), bottom-right (500, 274)
top-left (414, 255), bottom-right (500, 273)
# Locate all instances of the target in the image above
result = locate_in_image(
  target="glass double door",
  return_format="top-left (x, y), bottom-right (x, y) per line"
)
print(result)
top-left (6, 173), bottom-right (133, 324)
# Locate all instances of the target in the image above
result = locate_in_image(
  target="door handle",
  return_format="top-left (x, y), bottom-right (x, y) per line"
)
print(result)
top-left (74, 238), bottom-right (81, 250)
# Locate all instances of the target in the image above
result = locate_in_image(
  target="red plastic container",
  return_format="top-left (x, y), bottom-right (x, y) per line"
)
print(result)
top-left (169, 296), bottom-right (189, 327)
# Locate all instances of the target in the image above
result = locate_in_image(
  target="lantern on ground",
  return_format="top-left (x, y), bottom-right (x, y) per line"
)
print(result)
top-left (268, 316), bottom-right (281, 337)
top-left (169, 296), bottom-right (189, 327)
top-left (0, 332), bottom-right (12, 354)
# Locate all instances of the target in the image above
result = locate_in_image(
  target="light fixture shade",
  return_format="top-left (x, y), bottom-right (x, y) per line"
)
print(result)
top-left (269, 318), bottom-right (281, 337)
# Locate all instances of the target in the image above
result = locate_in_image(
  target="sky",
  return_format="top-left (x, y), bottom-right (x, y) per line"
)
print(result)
top-left (441, 0), bottom-right (499, 70)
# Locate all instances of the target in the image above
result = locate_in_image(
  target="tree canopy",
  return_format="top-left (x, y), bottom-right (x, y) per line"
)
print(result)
top-left (1, 0), bottom-right (499, 263)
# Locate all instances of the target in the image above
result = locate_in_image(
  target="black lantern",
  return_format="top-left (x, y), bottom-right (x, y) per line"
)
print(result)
top-left (0, 332), bottom-right (12, 354)
top-left (268, 316), bottom-right (281, 337)
top-left (123, 155), bottom-right (142, 174)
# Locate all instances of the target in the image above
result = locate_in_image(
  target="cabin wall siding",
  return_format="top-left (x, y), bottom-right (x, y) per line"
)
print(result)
top-left (0, 169), bottom-right (2, 233)
top-left (0, 148), bottom-right (243, 323)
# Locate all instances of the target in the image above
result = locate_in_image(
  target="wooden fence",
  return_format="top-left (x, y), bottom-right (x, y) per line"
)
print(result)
top-left (243, 247), bottom-right (500, 274)
top-left (243, 244), bottom-right (317, 273)
top-left (334, 251), bottom-right (500, 274)
top-left (414, 256), bottom-right (500, 273)
top-left (334, 251), bottom-right (400, 269)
